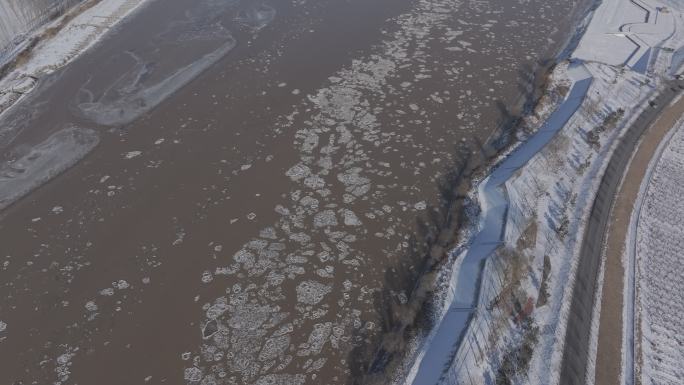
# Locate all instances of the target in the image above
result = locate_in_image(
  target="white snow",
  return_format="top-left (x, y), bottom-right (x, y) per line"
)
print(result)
top-left (408, 0), bottom-right (684, 384)
top-left (620, 112), bottom-right (682, 385)
top-left (629, 119), bottom-right (684, 385)
top-left (24, 0), bottom-right (152, 76)
top-left (0, 0), bottom-right (155, 118)
top-left (0, 1), bottom-right (80, 63)
top-left (573, 0), bottom-right (680, 70)
top-left (510, 64), bottom-right (653, 385)
top-left (438, 59), bottom-right (654, 385)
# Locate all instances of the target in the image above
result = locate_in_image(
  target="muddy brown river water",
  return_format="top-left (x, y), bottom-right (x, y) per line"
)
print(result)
top-left (0, 0), bottom-right (585, 383)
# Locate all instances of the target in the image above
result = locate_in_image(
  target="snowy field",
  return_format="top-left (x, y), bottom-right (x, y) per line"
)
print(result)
top-left (632, 121), bottom-right (684, 385)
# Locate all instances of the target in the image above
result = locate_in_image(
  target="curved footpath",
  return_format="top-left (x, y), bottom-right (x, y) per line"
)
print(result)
top-left (409, 63), bottom-right (593, 385)
top-left (559, 78), bottom-right (684, 385)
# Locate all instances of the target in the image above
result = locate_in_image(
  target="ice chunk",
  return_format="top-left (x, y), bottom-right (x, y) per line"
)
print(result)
top-left (296, 280), bottom-right (332, 305)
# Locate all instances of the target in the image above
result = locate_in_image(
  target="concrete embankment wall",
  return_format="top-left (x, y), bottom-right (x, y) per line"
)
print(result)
top-left (0, 0), bottom-right (83, 60)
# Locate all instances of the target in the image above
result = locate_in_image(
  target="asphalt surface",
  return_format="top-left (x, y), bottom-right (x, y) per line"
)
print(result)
top-left (559, 78), bottom-right (684, 385)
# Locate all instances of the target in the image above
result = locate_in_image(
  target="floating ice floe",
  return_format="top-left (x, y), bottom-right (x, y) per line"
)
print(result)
top-left (313, 209), bottom-right (337, 228)
top-left (84, 301), bottom-right (98, 312)
top-left (124, 151), bottom-right (142, 159)
top-left (77, 39), bottom-right (237, 126)
top-left (99, 288), bottom-right (114, 296)
top-left (296, 280), bottom-right (332, 305)
top-left (184, 367), bottom-right (202, 382)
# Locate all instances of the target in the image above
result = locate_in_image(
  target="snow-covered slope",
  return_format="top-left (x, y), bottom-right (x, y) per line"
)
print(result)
top-left (506, 61), bottom-right (653, 385)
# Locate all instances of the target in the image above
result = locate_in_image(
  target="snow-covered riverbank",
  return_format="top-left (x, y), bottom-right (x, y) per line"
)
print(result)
top-left (629, 118), bottom-right (684, 385)
top-left (402, 0), bottom-right (684, 384)
top-left (0, 0), bottom-right (155, 118)
top-left (406, 63), bottom-right (594, 385)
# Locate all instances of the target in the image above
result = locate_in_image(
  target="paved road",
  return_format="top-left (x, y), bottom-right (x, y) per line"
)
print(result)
top-left (559, 78), bottom-right (684, 385)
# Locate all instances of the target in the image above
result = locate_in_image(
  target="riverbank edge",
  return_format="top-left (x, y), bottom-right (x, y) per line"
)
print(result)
top-left (351, 1), bottom-right (601, 383)
top-left (0, 0), bottom-right (155, 121)
top-left (0, 0), bottom-right (92, 78)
